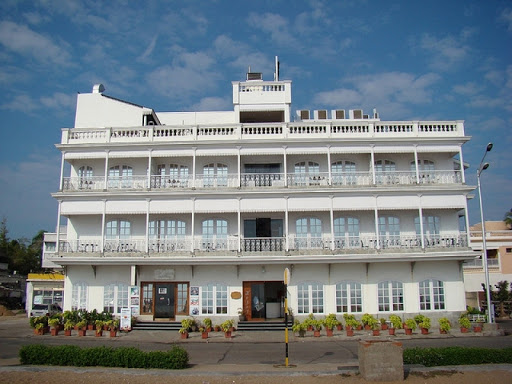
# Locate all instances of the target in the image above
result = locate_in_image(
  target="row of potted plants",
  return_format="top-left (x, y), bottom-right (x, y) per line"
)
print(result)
top-left (30, 309), bottom-right (120, 337)
top-left (179, 318), bottom-right (235, 339)
top-left (290, 313), bottom-right (484, 337)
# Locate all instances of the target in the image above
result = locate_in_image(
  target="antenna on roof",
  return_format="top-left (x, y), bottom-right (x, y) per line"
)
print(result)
top-left (274, 56), bottom-right (280, 81)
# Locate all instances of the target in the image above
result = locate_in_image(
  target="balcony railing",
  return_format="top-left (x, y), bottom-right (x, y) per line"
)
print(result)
top-left (463, 258), bottom-right (500, 268)
top-left (62, 120), bottom-right (465, 145)
top-left (56, 232), bottom-right (468, 255)
top-left (62, 169), bottom-right (463, 192)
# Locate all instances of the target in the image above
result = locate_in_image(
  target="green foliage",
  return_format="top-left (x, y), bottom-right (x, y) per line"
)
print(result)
top-left (292, 319), bottom-right (306, 333)
top-left (413, 314), bottom-right (426, 325)
top-left (418, 316), bottom-right (431, 329)
top-left (180, 318), bottom-right (195, 331)
top-left (203, 317), bottom-right (212, 328)
top-left (405, 318), bottom-right (417, 330)
top-left (220, 319), bottom-right (234, 332)
top-left (389, 314), bottom-right (403, 329)
top-left (458, 315), bottom-right (471, 329)
top-left (361, 313), bottom-right (374, 326)
top-left (404, 347), bottom-right (512, 367)
top-left (64, 320), bottom-right (74, 331)
top-left (19, 344), bottom-right (189, 369)
top-left (29, 316), bottom-right (48, 328)
top-left (438, 317), bottom-right (451, 332)
top-left (324, 314), bottom-right (340, 329)
top-left (48, 318), bottom-right (61, 328)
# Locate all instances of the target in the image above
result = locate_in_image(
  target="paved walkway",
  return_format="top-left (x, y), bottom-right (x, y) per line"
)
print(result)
top-left (1, 314), bottom-right (511, 378)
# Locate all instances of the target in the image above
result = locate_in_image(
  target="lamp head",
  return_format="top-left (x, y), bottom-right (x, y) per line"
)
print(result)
top-left (482, 162), bottom-right (490, 171)
top-left (486, 143), bottom-right (493, 152)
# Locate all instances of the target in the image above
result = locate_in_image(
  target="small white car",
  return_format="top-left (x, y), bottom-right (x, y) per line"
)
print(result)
top-left (30, 303), bottom-right (62, 317)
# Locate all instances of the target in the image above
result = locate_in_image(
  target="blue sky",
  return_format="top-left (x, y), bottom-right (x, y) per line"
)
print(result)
top-left (0, 0), bottom-right (510, 240)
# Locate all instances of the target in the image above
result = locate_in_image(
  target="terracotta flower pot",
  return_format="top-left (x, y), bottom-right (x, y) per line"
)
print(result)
top-left (224, 331), bottom-right (232, 338)
top-left (64, 329), bottom-right (72, 336)
top-left (336, 324), bottom-right (343, 331)
top-left (51, 328), bottom-right (59, 336)
top-left (78, 329), bottom-right (86, 337)
top-left (372, 329), bottom-right (380, 336)
top-left (313, 330), bottom-right (321, 337)
top-left (180, 332), bottom-right (188, 339)
top-left (460, 327), bottom-right (468, 333)
top-left (405, 328), bottom-right (412, 335)
top-left (381, 324), bottom-right (388, 330)
top-left (326, 328), bottom-right (333, 337)
top-left (421, 328), bottom-right (429, 335)
top-left (202, 332), bottom-right (208, 339)
top-left (388, 328), bottom-right (395, 336)
top-left (473, 326), bottom-right (482, 333)
top-left (95, 330), bottom-right (103, 337)
top-left (346, 328), bottom-right (354, 336)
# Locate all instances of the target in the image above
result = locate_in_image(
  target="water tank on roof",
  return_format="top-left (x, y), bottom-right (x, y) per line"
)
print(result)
top-left (92, 84), bottom-right (105, 94)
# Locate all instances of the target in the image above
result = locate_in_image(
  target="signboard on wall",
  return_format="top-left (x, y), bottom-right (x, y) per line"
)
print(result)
top-left (190, 286), bottom-right (199, 316)
top-left (130, 286), bottom-right (140, 316)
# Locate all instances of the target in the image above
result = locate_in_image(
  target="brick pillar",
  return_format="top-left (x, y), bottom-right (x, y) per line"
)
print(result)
top-left (358, 340), bottom-right (404, 381)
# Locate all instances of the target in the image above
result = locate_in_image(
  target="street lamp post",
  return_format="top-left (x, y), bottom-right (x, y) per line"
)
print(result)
top-left (477, 142), bottom-right (493, 323)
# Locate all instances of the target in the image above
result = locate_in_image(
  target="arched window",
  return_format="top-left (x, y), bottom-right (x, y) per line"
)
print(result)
top-left (106, 220), bottom-right (131, 239)
top-left (411, 160), bottom-right (435, 183)
top-left (336, 282), bottom-right (362, 313)
top-left (294, 161), bottom-right (320, 185)
top-left (149, 220), bottom-right (186, 238)
top-left (202, 219), bottom-right (228, 250)
top-left (103, 282), bottom-right (129, 314)
top-left (378, 281), bottom-right (403, 312)
top-left (71, 282), bottom-right (88, 311)
top-left (331, 161), bottom-right (356, 185)
top-left (109, 165), bottom-right (133, 188)
top-left (375, 160), bottom-right (395, 184)
top-left (379, 216), bottom-right (400, 247)
top-left (201, 283), bottom-right (228, 314)
top-left (78, 166), bottom-right (93, 189)
top-left (334, 217), bottom-right (360, 248)
top-left (158, 164), bottom-right (189, 187)
top-left (297, 282), bottom-right (324, 314)
top-left (295, 217), bottom-right (322, 249)
top-left (419, 279), bottom-right (445, 310)
top-left (203, 163), bottom-right (228, 187)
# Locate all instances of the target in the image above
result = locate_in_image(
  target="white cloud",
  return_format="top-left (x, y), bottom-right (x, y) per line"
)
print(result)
top-left (418, 30), bottom-right (472, 71)
top-left (452, 82), bottom-right (481, 96)
top-left (1, 94), bottom-right (39, 112)
top-left (189, 97), bottom-right (231, 111)
top-left (40, 92), bottom-right (76, 110)
top-left (23, 11), bottom-right (51, 25)
top-left (138, 35), bottom-right (158, 62)
top-left (313, 72), bottom-right (441, 118)
top-left (498, 8), bottom-right (512, 32)
top-left (0, 21), bottom-right (71, 66)
top-left (246, 12), bottom-right (298, 47)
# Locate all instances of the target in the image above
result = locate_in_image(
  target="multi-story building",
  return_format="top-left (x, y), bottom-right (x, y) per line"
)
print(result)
top-left (465, 221), bottom-right (512, 312)
top-left (43, 68), bottom-right (476, 324)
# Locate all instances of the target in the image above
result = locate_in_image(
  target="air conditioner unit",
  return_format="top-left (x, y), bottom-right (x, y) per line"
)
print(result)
top-left (350, 109), bottom-right (363, 119)
top-left (332, 109), bottom-right (345, 119)
top-left (314, 110), bottom-right (328, 120)
top-left (297, 110), bottom-right (310, 120)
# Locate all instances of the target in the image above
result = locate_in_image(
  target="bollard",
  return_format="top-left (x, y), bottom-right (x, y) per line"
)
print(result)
top-left (358, 340), bottom-right (404, 382)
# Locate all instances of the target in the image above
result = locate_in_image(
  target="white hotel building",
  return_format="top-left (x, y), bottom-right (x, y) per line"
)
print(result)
top-left (43, 69), bottom-right (476, 324)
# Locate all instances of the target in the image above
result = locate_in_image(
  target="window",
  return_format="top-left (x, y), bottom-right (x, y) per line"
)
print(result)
top-left (201, 283), bottom-right (228, 314)
top-left (411, 159), bottom-right (435, 172)
top-left (379, 216), bottom-right (400, 247)
top-left (109, 165), bottom-right (133, 188)
top-left (297, 282), bottom-right (324, 314)
top-left (336, 282), bottom-right (362, 313)
top-left (203, 163), bottom-right (228, 187)
top-left (378, 281), bottom-right (403, 312)
top-left (202, 219), bottom-right (228, 249)
top-left (141, 283), bottom-right (153, 314)
top-left (78, 166), bottom-right (93, 188)
top-left (415, 215), bottom-right (440, 246)
top-left (149, 220), bottom-right (186, 238)
top-left (103, 283), bottom-right (129, 314)
top-left (375, 160), bottom-right (395, 184)
top-left (419, 279), bottom-right (445, 310)
top-left (331, 161), bottom-right (356, 185)
top-left (71, 282), bottom-right (88, 310)
top-left (294, 161), bottom-right (320, 185)
top-left (506, 248), bottom-right (512, 253)
top-left (158, 164), bottom-right (189, 187)
top-left (334, 217), bottom-right (359, 248)
top-left (106, 220), bottom-right (131, 239)
top-left (295, 217), bottom-right (323, 248)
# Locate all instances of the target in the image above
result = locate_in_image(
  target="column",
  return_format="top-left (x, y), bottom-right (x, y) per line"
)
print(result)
top-left (284, 196), bottom-right (289, 251)
top-left (237, 147), bottom-right (241, 188)
top-left (104, 151), bottom-right (110, 189)
top-left (191, 198), bottom-right (196, 252)
top-left (459, 147), bottom-right (465, 183)
top-left (283, 146), bottom-right (288, 187)
top-left (374, 201), bottom-right (380, 249)
top-left (327, 145), bottom-right (332, 186)
top-left (59, 152), bottom-right (65, 191)
top-left (145, 199), bottom-right (150, 253)
top-left (147, 150), bottom-right (152, 189)
top-left (56, 200), bottom-right (62, 253)
top-left (413, 145), bottom-right (420, 183)
top-left (370, 146), bottom-right (376, 185)
top-left (418, 200), bottom-right (425, 249)
top-left (329, 195), bottom-right (335, 251)
top-left (101, 199), bottom-right (106, 252)
top-left (237, 198), bottom-right (241, 252)
top-left (192, 147), bottom-right (197, 188)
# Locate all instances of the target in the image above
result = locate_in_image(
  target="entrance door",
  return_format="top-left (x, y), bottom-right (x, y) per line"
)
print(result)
top-left (243, 281), bottom-right (285, 321)
top-left (154, 283), bottom-right (175, 319)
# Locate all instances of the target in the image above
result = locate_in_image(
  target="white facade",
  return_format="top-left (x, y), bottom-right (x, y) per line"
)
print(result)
top-left (43, 70), bottom-right (476, 323)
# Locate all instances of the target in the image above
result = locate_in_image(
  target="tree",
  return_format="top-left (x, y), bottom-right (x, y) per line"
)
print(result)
top-left (0, 217), bottom-right (9, 264)
top-left (505, 208), bottom-right (512, 229)
top-left (494, 281), bottom-right (511, 318)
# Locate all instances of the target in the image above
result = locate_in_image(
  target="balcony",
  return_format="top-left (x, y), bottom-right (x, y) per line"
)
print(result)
top-left (463, 258), bottom-right (500, 269)
top-left (57, 232), bottom-right (468, 256)
top-left (62, 169), bottom-right (463, 192)
top-left (61, 120), bottom-right (465, 145)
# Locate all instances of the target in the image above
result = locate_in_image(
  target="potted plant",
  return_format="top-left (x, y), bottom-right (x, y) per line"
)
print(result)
top-left (414, 314), bottom-right (426, 326)
top-left (304, 313), bottom-right (315, 331)
top-left (345, 317), bottom-right (359, 336)
top-left (221, 319), bottom-right (234, 338)
top-left (418, 316), bottom-right (431, 335)
top-left (34, 322), bottom-right (45, 335)
top-left (237, 308), bottom-right (245, 321)
top-left (379, 317), bottom-right (388, 330)
top-left (179, 318), bottom-right (194, 339)
top-left (365, 316), bottom-right (380, 336)
top-left (313, 320), bottom-right (322, 337)
top-left (214, 324), bottom-right (221, 332)
top-left (404, 318), bottom-right (417, 335)
top-left (179, 326), bottom-right (189, 339)
top-left (108, 319), bottom-right (119, 337)
top-left (439, 317), bottom-right (451, 334)
top-left (64, 320), bottom-right (74, 336)
top-left (388, 314), bottom-right (402, 335)
top-left (458, 315), bottom-right (471, 333)
top-left (95, 320), bottom-right (104, 337)
top-left (199, 326), bottom-right (208, 339)
top-left (292, 320), bottom-right (306, 337)
top-left (324, 314), bottom-right (338, 337)
top-left (361, 313), bottom-right (375, 330)
top-left (76, 319), bottom-right (87, 336)
top-left (203, 317), bottom-right (212, 332)
top-left (49, 318), bottom-right (61, 336)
